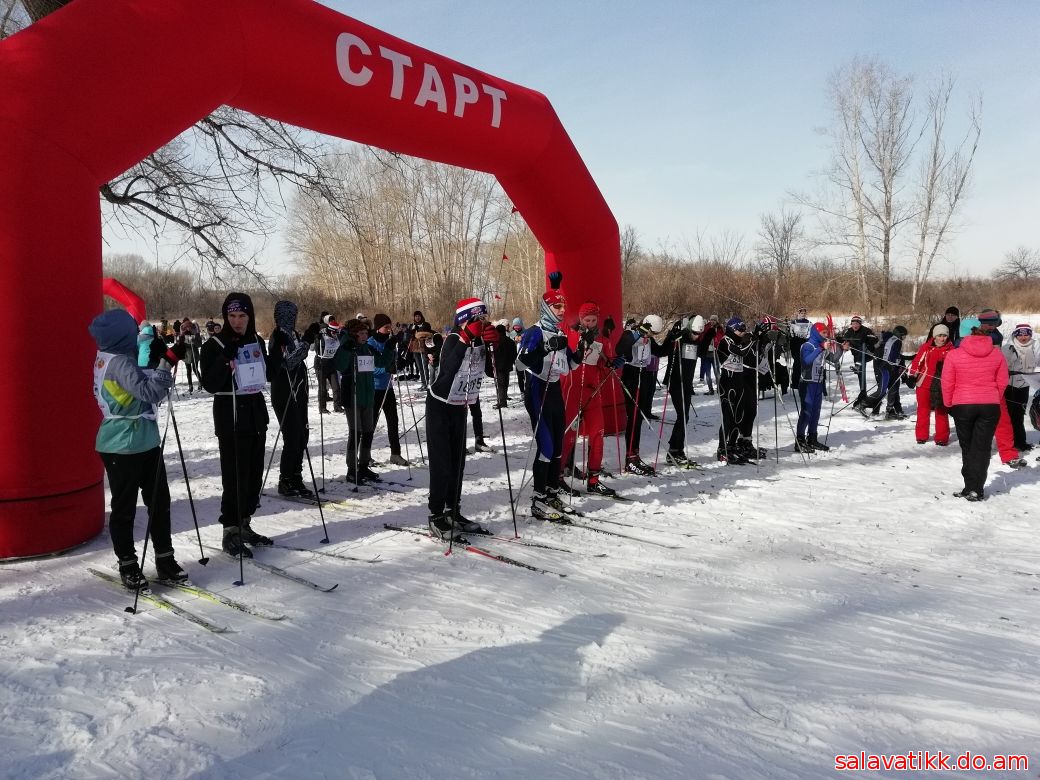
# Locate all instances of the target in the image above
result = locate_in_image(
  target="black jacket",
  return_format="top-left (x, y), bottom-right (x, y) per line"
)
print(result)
top-left (200, 333), bottom-right (272, 436)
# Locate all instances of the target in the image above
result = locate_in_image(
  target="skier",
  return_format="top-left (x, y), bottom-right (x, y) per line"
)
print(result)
top-left (511, 316), bottom-right (527, 396)
top-left (615, 314), bottom-right (672, 474)
top-left (715, 316), bottom-right (757, 464)
top-left (696, 315), bottom-right (722, 394)
top-left (795, 322), bottom-right (846, 452)
top-left (268, 300), bottom-right (314, 499)
top-left (368, 313), bottom-right (411, 467)
top-left (842, 314), bottom-right (879, 406)
top-left (788, 307), bottom-right (812, 393)
top-left (857, 325), bottom-right (908, 420)
top-left (199, 292), bottom-right (273, 558)
top-left (316, 314), bottom-right (343, 414)
top-left (89, 309), bottom-right (189, 589)
top-left (425, 297), bottom-right (497, 540)
top-left (335, 319), bottom-right (382, 485)
top-left (908, 323), bottom-right (953, 445)
top-left (517, 272), bottom-right (582, 519)
top-left (663, 315), bottom-right (701, 467)
top-left (491, 321), bottom-right (517, 409)
top-left (560, 301), bottom-right (625, 496)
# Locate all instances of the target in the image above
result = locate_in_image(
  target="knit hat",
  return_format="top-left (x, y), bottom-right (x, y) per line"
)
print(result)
top-left (977, 308), bottom-right (1002, 326)
top-left (932, 324), bottom-right (950, 338)
top-left (1012, 322), bottom-right (1033, 338)
top-left (345, 318), bottom-right (368, 334)
top-left (454, 297), bottom-right (488, 326)
top-left (893, 325), bottom-right (908, 338)
top-left (221, 292), bottom-right (256, 335)
top-left (274, 300), bottom-right (298, 334)
top-left (945, 306), bottom-right (960, 317)
top-left (413, 311), bottom-right (424, 318)
top-left (850, 313), bottom-right (863, 323)
top-left (726, 316), bottom-right (746, 332)
top-left (372, 313), bottom-right (392, 330)
top-left (578, 301), bottom-right (600, 319)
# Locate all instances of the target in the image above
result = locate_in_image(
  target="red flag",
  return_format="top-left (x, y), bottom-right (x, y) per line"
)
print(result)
top-left (502, 253), bottom-right (509, 261)
top-left (494, 294), bottom-right (502, 300)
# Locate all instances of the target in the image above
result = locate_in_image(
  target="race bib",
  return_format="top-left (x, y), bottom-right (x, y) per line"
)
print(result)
top-left (356, 355), bottom-right (375, 373)
top-left (630, 340), bottom-right (650, 368)
top-left (583, 340), bottom-right (604, 366)
top-left (235, 343), bottom-right (267, 394)
top-left (721, 353), bottom-right (743, 373)
top-left (682, 343), bottom-right (697, 360)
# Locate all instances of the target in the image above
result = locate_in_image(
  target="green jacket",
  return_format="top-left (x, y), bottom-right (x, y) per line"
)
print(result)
top-left (334, 336), bottom-right (377, 408)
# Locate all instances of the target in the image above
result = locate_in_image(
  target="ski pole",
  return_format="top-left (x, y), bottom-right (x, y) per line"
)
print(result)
top-left (401, 373), bottom-right (427, 465)
top-left (488, 345), bottom-right (519, 538)
top-left (167, 391), bottom-right (208, 565)
top-left (231, 374), bottom-right (245, 586)
top-left (652, 342), bottom-right (678, 471)
top-left (127, 399), bottom-right (173, 615)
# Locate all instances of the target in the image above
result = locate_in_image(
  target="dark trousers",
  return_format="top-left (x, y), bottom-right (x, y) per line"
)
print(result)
top-left (526, 379), bottom-right (565, 494)
top-left (272, 381), bottom-right (309, 484)
top-left (100, 447), bottom-right (172, 561)
top-left (345, 404), bottom-right (375, 472)
top-left (374, 385), bottom-right (402, 455)
top-left (317, 359), bottom-right (341, 412)
top-left (622, 367), bottom-right (655, 460)
top-left (415, 354), bottom-right (430, 387)
top-left (950, 404), bottom-right (1000, 493)
top-left (1005, 385), bottom-right (1030, 450)
top-left (717, 371), bottom-right (755, 450)
top-left (667, 379), bottom-right (694, 451)
top-left (217, 431), bottom-right (266, 527)
top-left (426, 400), bottom-right (467, 514)
top-left (469, 400), bottom-right (485, 440)
top-left (495, 367), bottom-right (510, 407)
top-left (790, 339), bottom-right (806, 390)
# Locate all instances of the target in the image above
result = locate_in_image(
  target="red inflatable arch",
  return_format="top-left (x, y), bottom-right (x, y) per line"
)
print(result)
top-left (0, 0), bottom-right (620, 558)
top-left (102, 278), bottom-right (147, 325)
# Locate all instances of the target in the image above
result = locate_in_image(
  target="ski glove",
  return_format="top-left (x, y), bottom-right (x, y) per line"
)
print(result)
top-left (481, 323), bottom-right (500, 346)
top-left (546, 334), bottom-right (568, 351)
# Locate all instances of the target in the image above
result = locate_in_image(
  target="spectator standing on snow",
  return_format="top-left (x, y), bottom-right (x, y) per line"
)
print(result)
top-left (908, 323), bottom-right (953, 446)
top-left (941, 322), bottom-right (1009, 501)
top-left (1003, 322), bottom-right (1039, 452)
top-left (89, 309), bottom-right (189, 590)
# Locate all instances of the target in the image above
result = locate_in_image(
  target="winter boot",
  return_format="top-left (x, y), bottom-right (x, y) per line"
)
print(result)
top-left (118, 558), bottom-right (149, 591)
top-left (531, 492), bottom-right (568, 523)
top-left (1006, 458), bottom-right (1028, 470)
top-left (473, 438), bottom-right (496, 453)
top-left (885, 408), bottom-right (907, 421)
top-left (345, 470), bottom-right (366, 486)
top-left (388, 452), bottom-right (411, 467)
top-left (586, 479), bottom-right (619, 498)
top-left (154, 552), bottom-right (189, 584)
top-left (717, 448), bottom-right (748, 465)
top-left (964, 490), bottom-right (986, 502)
top-left (807, 436), bottom-right (830, 452)
top-left (221, 526), bottom-right (253, 558)
top-left (240, 519), bottom-right (273, 547)
top-left (624, 457), bottom-right (655, 476)
top-left (794, 437), bottom-right (815, 453)
top-left (360, 466), bottom-right (383, 483)
top-left (278, 478), bottom-right (303, 497)
top-left (428, 512), bottom-right (465, 542)
top-left (290, 477), bottom-right (316, 500)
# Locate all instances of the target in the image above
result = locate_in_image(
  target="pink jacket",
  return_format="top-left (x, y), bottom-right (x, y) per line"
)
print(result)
top-left (941, 334), bottom-right (1009, 407)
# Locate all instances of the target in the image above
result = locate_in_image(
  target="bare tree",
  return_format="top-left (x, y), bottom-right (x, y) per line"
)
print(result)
top-left (909, 76), bottom-right (982, 309)
top-left (620, 224), bottom-right (642, 279)
top-left (6, 0), bottom-right (344, 286)
top-left (993, 246), bottom-right (1040, 282)
top-left (756, 208), bottom-right (805, 306)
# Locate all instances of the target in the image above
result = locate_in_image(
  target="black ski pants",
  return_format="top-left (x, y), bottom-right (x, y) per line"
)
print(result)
top-left (317, 358), bottom-right (341, 412)
top-left (100, 447), bottom-right (173, 562)
top-left (345, 404), bottom-right (375, 473)
top-left (526, 378), bottom-right (565, 494)
top-left (374, 385), bottom-right (402, 455)
top-left (469, 400), bottom-right (485, 441)
top-left (621, 366), bottom-right (655, 460)
top-left (667, 370), bottom-right (695, 452)
top-left (950, 403), bottom-right (1000, 494)
top-left (217, 431), bottom-right (266, 527)
top-left (1005, 385), bottom-right (1030, 450)
top-left (272, 380), bottom-right (309, 485)
top-left (426, 399), bottom-right (467, 514)
top-left (495, 365), bottom-right (510, 407)
top-left (717, 370), bottom-right (756, 451)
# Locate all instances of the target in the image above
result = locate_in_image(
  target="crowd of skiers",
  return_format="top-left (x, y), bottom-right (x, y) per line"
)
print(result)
top-left (88, 285), bottom-right (1038, 589)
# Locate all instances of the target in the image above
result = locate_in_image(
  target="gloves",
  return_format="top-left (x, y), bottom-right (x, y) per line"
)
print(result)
top-left (546, 334), bottom-right (568, 351)
top-left (669, 320), bottom-right (683, 337)
top-left (167, 342), bottom-right (188, 362)
top-left (602, 317), bottom-right (616, 338)
top-left (302, 322), bottom-right (321, 344)
top-left (481, 323), bottom-right (500, 346)
top-left (610, 356), bottom-right (625, 370)
top-left (547, 270), bottom-right (563, 289)
top-left (755, 321), bottom-right (770, 335)
top-left (579, 326), bottom-right (598, 346)
top-left (637, 322), bottom-right (652, 336)
top-left (147, 335), bottom-right (167, 366)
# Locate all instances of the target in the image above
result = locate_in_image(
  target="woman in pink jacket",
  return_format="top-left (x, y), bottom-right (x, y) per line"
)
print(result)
top-left (941, 324), bottom-right (1010, 501)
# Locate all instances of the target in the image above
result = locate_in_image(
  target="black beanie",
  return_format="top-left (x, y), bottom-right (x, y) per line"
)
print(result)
top-left (221, 292), bottom-right (256, 336)
top-left (373, 313), bottom-right (392, 330)
top-left (945, 306), bottom-right (960, 316)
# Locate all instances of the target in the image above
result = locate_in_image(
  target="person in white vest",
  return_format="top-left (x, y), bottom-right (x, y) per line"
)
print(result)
top-left (425, 297), bottom-right (498, 541)
top-left (89, 308), bottom-right (189, 590)
top-left (200, 292), bottom-right (273, 559)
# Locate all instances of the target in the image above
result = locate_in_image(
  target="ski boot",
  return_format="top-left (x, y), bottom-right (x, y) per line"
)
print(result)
top-left (717, 449), bottom-right (748, 466)
top-left (964, 490), bottom-right (985, 502)
top-left (277, 478), bottom-right (303, 497)
top-left (452, 512), bottom-right (489, 535)
top-left (221, 526), bottom-right (253, 558)
top-left (345, 470), bottom-right (367, 486)
top-left (360, 466), bottom-right (383, 483)
top-left (807, 436), bottom-right (830, 452)
top-left (794, 437), bottom-right (815, 453)
top-left (240, 519), bottom-right (273, 547)
top-left (473, 438), bottom-right (496, 453)
top-left (531, 493), bottom-right (568, 523)
top-left (428, 512), bottom-right (465, 542)
top-left (586, 479), bottom-right (619, 499)
top-left (624, 457), bottom-right (656, 476)
top-left (1006, 458), bottom-right (1028, 470)
top-left (117, 558), bottom-right (149, 591)
top-left (885, 408), bottom-right (907, 421)
top-left (388, 452), bottom-right (411, 467)
top-left (290, 478), bottom-right (316, 500)
top-left (665, 450), bottom-right (691, 468)
top-left (154, 552), bottom-right (189, 584)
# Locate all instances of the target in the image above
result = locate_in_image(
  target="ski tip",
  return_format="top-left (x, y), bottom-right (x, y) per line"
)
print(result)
top-left (325, 584), bottom-right (340, 592)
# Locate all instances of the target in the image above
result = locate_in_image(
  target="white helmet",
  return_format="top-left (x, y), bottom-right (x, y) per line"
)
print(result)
top-left (689, 315), bottom-right (705, 334)
top-left (641, 314), bottom-right (665, 334)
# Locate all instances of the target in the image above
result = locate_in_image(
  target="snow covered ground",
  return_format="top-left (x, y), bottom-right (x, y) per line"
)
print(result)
top-left (3, 364), bottom-right (1039, 779)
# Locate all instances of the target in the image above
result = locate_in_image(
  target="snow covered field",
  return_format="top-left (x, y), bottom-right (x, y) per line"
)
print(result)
top-left (3, 365), bottom-right (1039, 779)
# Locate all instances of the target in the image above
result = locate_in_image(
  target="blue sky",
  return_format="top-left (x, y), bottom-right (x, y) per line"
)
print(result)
top-left (105, 1), bottom-right (1040, 278)
top-left (322, 0), bottom-right (1040, 277)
